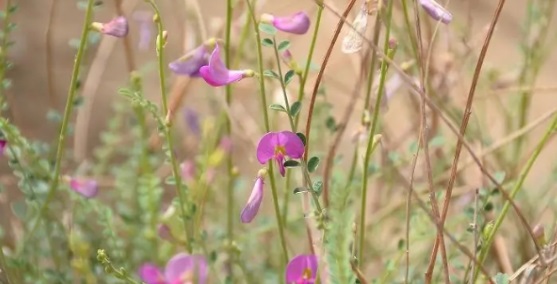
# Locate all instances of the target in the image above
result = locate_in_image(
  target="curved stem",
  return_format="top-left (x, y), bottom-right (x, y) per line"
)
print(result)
top-left (25, 0), bottom-right (95, 245)
top-left (245, 0), bottom-right (289, 264)
top-left (145, 0), bottom-right (193, 253)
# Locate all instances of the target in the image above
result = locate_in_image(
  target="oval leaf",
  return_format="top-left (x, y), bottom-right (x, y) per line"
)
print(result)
top-left (284, 70), bottom-right (295, 86)
top-left (262, 38), bottom-right (274, 47)
top-left (269, 104), bottom-right (287, 112)
top-left (258, 23), bottom-right (277, 35)
top-left (290, 101), bottom-right (302, 117)
top-left (277, 40), bottom-right (291, 52)
top-left (284, 160), bottom-right (300, 168)
top-left (308, 156), bottom-right (320, 173)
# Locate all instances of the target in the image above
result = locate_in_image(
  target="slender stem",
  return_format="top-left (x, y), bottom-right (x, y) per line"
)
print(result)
top-left (245, 0), bottom-right (289, 264)
top-left (0, 243), bottom-right (14, 284)
top-left (25, 0), bottom-right (95, 245)
top-left (46, 0), bottom-right (58, 107)
top-left (362, 6), bottom-right (383, 113)
top-left (145, 0), bottom-right (193, 253)
top-left (358, 0), bottom-right (394, 265)
top-left (272, 37), bottom-right (295, 130)
top-left (474, 113), bottom-right (557, 281)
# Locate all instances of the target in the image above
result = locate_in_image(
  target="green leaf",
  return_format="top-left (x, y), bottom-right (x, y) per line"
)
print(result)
top-left (258, 23), bottom-right (276, 35)
top-left (296, 132), bottom-right (306, 146)
top-left (269, 104), bottom-right (287, 112)
top-left (293, 187), bottom-right (308, 194)
top-left (165, 176), bottom-right (176, 185)
top-left (494, 171), bottom-right (506, 184)
top-left (277, 40), bottom-right (291, 51)
top-left (290, 101), bottom-right (302, 117)
top-left (284, 70), bottom-right (295, 86)
top-left (494, 273), bottom-right (509, 284)
top-left (284, 160), bottom-right (300, 168)
top-left (261, 38), bottom-right (273, 47)
top-left (307, 156), bottom-right (320, 173)
top-left (263, 70), bottom-right (279, 79)
top-left (313, 180), bottom-right (323, 195)
top-left (11, 201), bottom-right (27, 220)
top-left (325, 116), bottom-right (337, 132)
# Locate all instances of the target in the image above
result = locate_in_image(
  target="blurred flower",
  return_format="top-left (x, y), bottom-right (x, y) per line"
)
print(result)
top-left (256, 131), bottom-right (305, 177)
top-left (183, 108), bottom-right (201, 137)
top-left (69, 177), bottom-right (98, 198)
top-left (180, 160), bottom-right (196, 182)
top-left (169, 41), bottom-right (214, 77)
top-left (199, 43), bottom-right (254, 86)
top-left (281, 49), bottom-right (301, 74)
top-left (0, 139), bottom-right (6, 155)
top-left (341, 3), bottom-right (369, 54)
top-left (133, 11), bottom-right (153, 50)
top-left (419, 0), bottom-right (453, 24)
top-left (157, 224), bottom-right (173, 242)
top-left (285, 254), bottom-right (318, 284)
top-left (91, 16), bottom-right (129, 38)
top-left (240, 169), bottom-right (266, 223)
top-left (218, 136), bottom-right (233, 154)
top-left (261, 11), bottom-right (311, 35)
top-left (139, 253), bottom-right (208, 284)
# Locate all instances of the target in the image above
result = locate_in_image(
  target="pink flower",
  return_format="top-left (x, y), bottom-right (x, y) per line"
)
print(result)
top-left (69, 178), bottom-right (98, 198)
top-left (169, 44), bottom-right (211, 77)
top-left (240, 171), bottom-right (266, 223)
top-left (419, 0), bottom-right (453, 24)
top-left (138, 253), bottom-right (208, 284)
top-left (285, 254), bottom-right (318, 284)
top-left (261, 12), bottom-right (311, 35)
top-left (0, 139), bottom-right (6, 155)
top-left (180, 160), bottom-right (196, 182)
top-left (92, 16), bottom-right (129, 38)
top-left (256, 131), bottom-right (304, 177)
top-left (199, 44), bottom-right (254, 86)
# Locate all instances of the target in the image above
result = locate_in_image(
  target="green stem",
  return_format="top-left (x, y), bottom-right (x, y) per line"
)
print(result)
top-left (0, 0), bottom-right (13, 108)
top-left (145, 0), bottom-right (193, 253)
top-left (272, 36), bottom-right (295, 130)
top-left (474, 113), bottom-right (557, 281)
top-left (357, 0), bottom-right (395, 265)
top-left (25, 0), bottom-right (95, 245)
top-left (245, 0), bottom-right (289, 264)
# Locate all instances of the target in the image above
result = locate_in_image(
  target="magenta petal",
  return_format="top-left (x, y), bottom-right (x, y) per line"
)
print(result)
top-left (101, 16), bottom-right (129, 38)
top-left (0, 139), bottom-right (6, 155)
top-left (276, 153), bottom-right (286, 177)
top-left (169, 45), bottom-right (210, 77)
top-left (419, 0), bottom-right (453, 24)
top-left (165, 253), bottom-right (208, 284)
top-left (241, 177), bottom-right (264, 223)
top-left (138, 263), bottom-right (165, 284)
top-left (199, 44), bottom-right (246, 86)
top-left (69, 178), bottom-right (98, 198)
top-left (256, 132), bottom-right (279, 164)
top-left (272, 11), bottom-right (311, 35)
top-left (277, 131), bottom-right (305, 159)
top-left (285, 254), bottom-right (318, 283)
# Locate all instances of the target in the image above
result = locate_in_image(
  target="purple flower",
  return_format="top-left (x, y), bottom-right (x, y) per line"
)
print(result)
top-left (199, 44), bottom-right (254, 86)
top-left (261, 12), bottom-right (311, 35)
top-left (69, 178), bottom-right (98, 198)
top-left (0, 139), bottom-right (6, 155)
top-left (92, 16), bottom-right (129, 38)
top-left (285, 254), bottom-right (318, 284)
top-left (133, 11), bottom-right (153, 50)
top-left (419, 0), bottom-right (453, 24)
top-left (183, 108), bottom-right (201, 136)
top-left (169, 44), bottom-right (211, 77)
top-left (139, 253), bottom-right (208, 284)
top-left (240, 171), bottom-right (266, 223)
top-left (256, 131), bottom-right (304, 177)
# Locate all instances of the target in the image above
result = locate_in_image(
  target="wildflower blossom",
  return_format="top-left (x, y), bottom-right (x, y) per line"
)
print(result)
top-left (169, 40), bottom-right (215, 77)
top-left (285, 254), bottom-right (318, 284)
top-left (68, 177), bottom-right (98, 198)
top-left (240, 169), bottom-right (266, 223)
top-left (91, 16), bottom-right (129, 38)
top-left (419, 0), bottom-right (453, 24)
top-left (0, 139), bottom-right (6, 155)
top-left (199, 43), bottom-right (254, 86)
top-left (180, 160), bottom-right (196, 182)
top-left (261, 11), bottom-right (311, 35)
top-left (139, 253), bottom-right (208, 284)
top-left (256, 131), bottom-right (305, 177)
top-left (183, 108), bottom-right (201, 137)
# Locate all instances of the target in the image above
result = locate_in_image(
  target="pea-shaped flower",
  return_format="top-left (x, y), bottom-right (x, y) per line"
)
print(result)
top-left (199, 43), bottom-right (254, 86)
top-left (169, 41), bottom-right (214, 77)
top-left (261, 11), bottom-right (311, 35)
top-left (139, 253), bottom-right (208, 284)
top-left (419, 0), bottom-right (453, 24)
top-left (68, 177), bottom-right (98, 198)
top-left (240, 170), bottom-right (266, 223)
top-left (256, 131), bottom-right (305, 177)
top-left (285, 254), bottom-right (318, 284)
top-left (91, 16), bottom-right (129, 38)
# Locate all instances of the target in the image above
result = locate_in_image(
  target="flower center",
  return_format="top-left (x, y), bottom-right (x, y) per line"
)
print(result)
top-left (302, 267), bottom-right (312, 279)
top-left (274, 145), bottom-right (286, 156)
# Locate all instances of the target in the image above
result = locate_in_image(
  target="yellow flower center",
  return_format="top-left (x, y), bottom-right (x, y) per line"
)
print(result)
top-left (302, 268), bottom-right (312, 279)
top-left (275, 146), bottom-right (286, 156)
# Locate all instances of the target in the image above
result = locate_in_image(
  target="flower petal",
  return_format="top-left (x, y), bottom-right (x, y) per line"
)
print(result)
top-left (240, 177), bottom-right (264, 223)
top-left (285, 254), bottom-right (318, 283)
top-left (183, 108), bottom-right (201, 136)
top-left (169, 45), bottom-right (209, 77)
top-left (419, 0), bottom-right (453, 24)
top-left (69, 178), bottom-right (98, 198)
top-left (277, 131), bottom-right (305, 159)
top-left (256, 132), bottom-right (279, 164)
top-left (138, 263), bottom-right (165, 284)
top-left (101, 16), bottom-right (129, 38)
top-left (165, 253), bottom-right (208, 284)
top-left (272, 11), bottom-right (311, 35)
top-left (199, 44), bottom-right (247, 86)
top-left (0, 139), bottom-right (6, 155)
